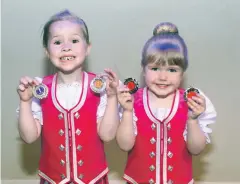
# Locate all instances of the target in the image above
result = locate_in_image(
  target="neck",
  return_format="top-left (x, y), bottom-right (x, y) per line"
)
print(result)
top-left (148, 89), bottom-right (176, 109)
top-left (57, 67), bottom-right (83, 84)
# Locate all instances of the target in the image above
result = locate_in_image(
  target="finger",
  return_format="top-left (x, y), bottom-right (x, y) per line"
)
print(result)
top-left (188, 98), bottom-right (198, 105)
top-left (17, 84), bottom-right (26, 92)
top-left (119, 89), bottom-right (130, 94)
top-left (32, 78), bottom-right (40, 86)
top-left (187, 101), bottom-right (197, 111)
top-left (20, 76), bottom-right (33, 88)
top-left (197, 94), bottom-right (206, 104)
top-left (19, 77), bottom-right (29, 86)
top-left (118, 86), bottom-right (130, 93)
top-left (187, 98), bottom-right (199, 109)
top-left (125, 96), bottom-right (133, 102)
top-left (190, 96), bottom-right (205, 107)
top-left (104, 68), bottom-right (118, 81)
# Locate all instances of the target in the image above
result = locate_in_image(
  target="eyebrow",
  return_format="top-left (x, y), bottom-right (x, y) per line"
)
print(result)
top-left (50, 33), bottom-right (81, 39)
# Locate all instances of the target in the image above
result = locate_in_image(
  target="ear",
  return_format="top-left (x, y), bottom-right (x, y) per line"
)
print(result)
top-left (45, 48), bottom-right (50, 59)
top-left (142, 65), bottom-right (146, 76)
top-left (86, 43), bottom-right (92, 56)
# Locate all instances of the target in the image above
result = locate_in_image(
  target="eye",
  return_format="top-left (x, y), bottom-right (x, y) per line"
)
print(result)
top-left (72, 39), bottom-right (79, 43)
top-left (54, 40), bottom-right (61, 45)
top-left (151, 67), bottom-right (159, 71)
top-left (168, 68), bottom-right (177, 72)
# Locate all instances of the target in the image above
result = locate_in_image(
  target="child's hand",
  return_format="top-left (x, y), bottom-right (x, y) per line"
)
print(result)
top-left (117, 85), bottom-right (134, 112)
top-left (187, 94), bottom-right (206, 120)
top-left (17, 76), bottom-right (40, 102)
top-left (104, 68), bottom-right (119, 97)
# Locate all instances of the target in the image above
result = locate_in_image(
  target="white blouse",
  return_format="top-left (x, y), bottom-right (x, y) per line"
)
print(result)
top-left (16, 77), bottom-right (216, 143)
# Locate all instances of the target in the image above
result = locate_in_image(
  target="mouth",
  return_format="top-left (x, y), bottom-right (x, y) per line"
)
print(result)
top-left (60, 56), bottom-right (76, 61)
top-left (156, 84), bottom-right (169, 89)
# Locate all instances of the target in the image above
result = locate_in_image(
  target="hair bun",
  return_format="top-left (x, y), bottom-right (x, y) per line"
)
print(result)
top-left (153, 22), bottom-right (179, 36)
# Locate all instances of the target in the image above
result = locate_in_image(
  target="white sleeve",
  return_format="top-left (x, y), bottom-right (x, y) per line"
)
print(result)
top-left (183, 88), bottom-right (217, 143)
top-left (96, 80), bottom-right (138, 135)
top-left (16, 77), bottom-right (43, 125)
top-left (119, 106), bottom-right (138, 136)
top-left (96, 90), bottom-right (107, 122)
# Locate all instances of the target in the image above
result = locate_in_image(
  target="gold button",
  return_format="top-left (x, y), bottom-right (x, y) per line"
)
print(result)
top-left (151, 123), bottom-right (156, 130)
top-left (60, 160), bottom-right (65, 166)
top-left (167, 123), bottom-right (171, 130)
top-left (167, 151), bottom-right (173, 158)
top-left (150, 137), bottom-right (156, 144)
top-left (78, 160), bottom-right (84, 166)
top-left (58, 113), bottom-right (63, 120)
top-left (59, 129), bottom-right (64, 136)
top-left (78, 174), bottom-right (84, 179)
top-left (76, 129), bottom-right (81, 135)
top-left (149, 165), bottom-right (155, 171)
top-left (59, 144), bottom-right (65, 151)
top-left (167, 137), bottom-right (172, 144)
top-left (74, 112), bottom-right (80, 119)
top-left (149, 151), bottom-right (155, 158)
top-left (168, 165), bottom-right (173, 171)
top-left (149, 179), bottom-right (155, 184)
top-left (77, 145), bottom-right (82, 151)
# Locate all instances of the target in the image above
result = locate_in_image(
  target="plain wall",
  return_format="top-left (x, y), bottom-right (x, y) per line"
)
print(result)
top-left (1, 0), bottom-right (240, 182)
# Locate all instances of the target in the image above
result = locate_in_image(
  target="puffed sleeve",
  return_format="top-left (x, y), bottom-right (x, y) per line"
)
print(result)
top-left (96, 80), bottom-right (138, 135)
top-left (183, 88), bottom-right (217, 143)
top-left (16, 77), bottom-right (43, 125)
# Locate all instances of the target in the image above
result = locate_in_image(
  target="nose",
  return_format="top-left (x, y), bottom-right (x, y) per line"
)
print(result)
top-left (62, 43), bottom-right (72, 52)
top-left (159, 71), bottom-right (168, 80)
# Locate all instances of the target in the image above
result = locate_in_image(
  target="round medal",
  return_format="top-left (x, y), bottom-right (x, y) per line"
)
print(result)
top-left (124, 78), bottom-right (139, 94)
top-left (90, 76), bottom-right (106, 93)
top-left (32, 83), bottom-right (48, 100)
top-left (184, 86), bottom-right (199, 101)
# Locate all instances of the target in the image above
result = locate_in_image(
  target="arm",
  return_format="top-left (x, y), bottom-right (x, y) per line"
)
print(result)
top-left (97, 95), bottom-right (119, 142)
top-left (186, 89), bottom-right (217, 155)
top-left (97, 69), bottom-right (120, 142)
top-left (116, 109), bottom-right (136, 151)
top-left (17, 76), bottom-right (42, 144)
top-left (116, 85), bottom-right (138, 151)
top-left (18, 100), bottom-right (42, 144)
top-left (186, 118), bottom-right (206, 155)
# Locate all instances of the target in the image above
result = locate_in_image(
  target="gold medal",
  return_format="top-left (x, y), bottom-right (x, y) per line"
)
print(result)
top-left (90, 76), bottom-right (106, 93)
top-left (32, 83), bottom-right (48, 100)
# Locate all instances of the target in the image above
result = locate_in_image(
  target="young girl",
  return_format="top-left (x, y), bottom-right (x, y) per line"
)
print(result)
top-left (116, 22), bottom-right (217, 184)
top-left (16, 10), bottom-right (120, 184)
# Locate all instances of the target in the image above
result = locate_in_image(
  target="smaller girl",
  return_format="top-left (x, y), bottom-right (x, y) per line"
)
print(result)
top-left (116, 22), bottom-right (217, 184)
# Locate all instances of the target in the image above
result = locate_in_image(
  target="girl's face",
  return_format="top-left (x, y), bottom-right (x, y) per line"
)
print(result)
top-left (46, 20), bottom-right (90, 73)
top-left (143, 63), bottom-right (183, 98)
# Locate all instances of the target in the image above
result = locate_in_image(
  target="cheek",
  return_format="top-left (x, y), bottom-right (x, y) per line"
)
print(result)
top-left (171, 75), bottom-right (182, 85)
top-left (47, 47), bottom-right (59, 57)
top-left (144, 72), bottom-right (155, 84)
top-left (74, 43), bottom-right (88, 53)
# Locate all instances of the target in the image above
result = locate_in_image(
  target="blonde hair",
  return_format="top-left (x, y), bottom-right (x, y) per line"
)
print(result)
top-left (42, 9), bottom-right (89, 48)
top-left (145, 50), bottom-right (186, 70)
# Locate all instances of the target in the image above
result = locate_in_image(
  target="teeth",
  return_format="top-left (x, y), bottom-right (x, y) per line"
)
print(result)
top-left (61, 56), bottom-right (74, 60)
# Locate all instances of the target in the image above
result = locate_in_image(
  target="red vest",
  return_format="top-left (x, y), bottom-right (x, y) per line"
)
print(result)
top-left (38, 72), bottom-right (108, 184)
top-left (124, 87), bottom-right (193, 184)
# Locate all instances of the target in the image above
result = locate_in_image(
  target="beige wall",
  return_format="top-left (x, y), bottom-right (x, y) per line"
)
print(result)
top-left (2, 0), bottom-right (240, 182)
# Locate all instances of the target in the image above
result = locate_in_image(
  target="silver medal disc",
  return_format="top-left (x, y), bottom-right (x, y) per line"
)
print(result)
top-left (32, 83), bottom-right (49, 99)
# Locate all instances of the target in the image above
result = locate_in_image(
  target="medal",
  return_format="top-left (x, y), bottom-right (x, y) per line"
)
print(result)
top-left (32, 83), bottom-right (48, 100)
top-left (90, 76), bottom-right (106, 94)
top-left (184, 86), bottom-right (199, 101)
top-left (124, 78), bottom-right (139, 94)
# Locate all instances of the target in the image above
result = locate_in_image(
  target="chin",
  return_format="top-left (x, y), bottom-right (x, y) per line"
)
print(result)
top-left (152, 88), bottom-right (175, 98)
top-left (56, 66), bottom-right (80, 74)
